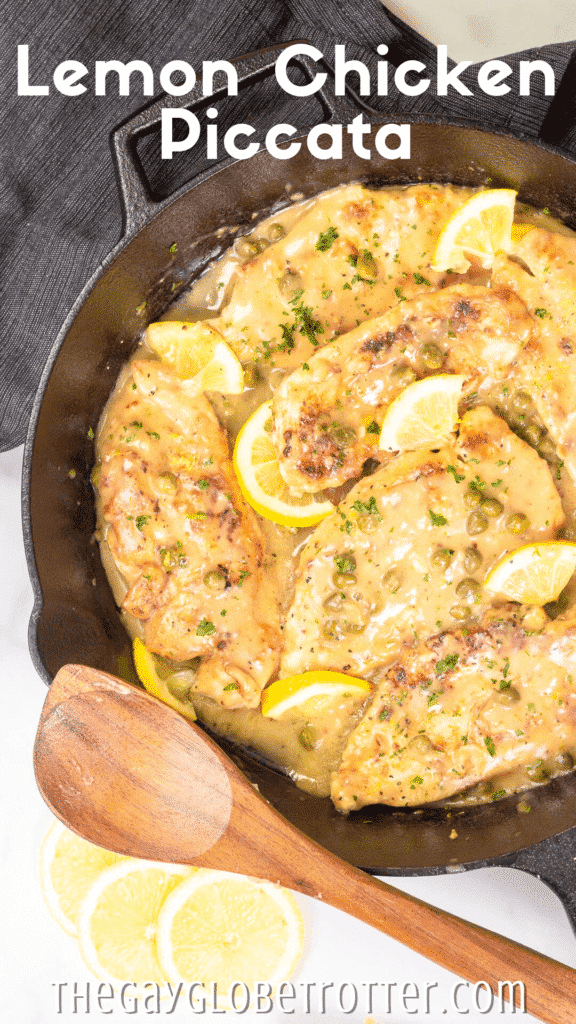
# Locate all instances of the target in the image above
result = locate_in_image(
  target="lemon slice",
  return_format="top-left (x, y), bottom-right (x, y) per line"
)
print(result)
top-left (40, 819), bottom-right (122, 937)
top-left (133, 637), bottom-right (197, 721)
top-left (484, 541), bottom-right (576, 605)
top-left (78, 859), bottom-right (191, 985)
top-left (262, 670), bottom-right (372, 719)
top-left (233, 399), bottom-right (334, 527)
top-left (432, 189), bottom-right (517, 272)
top-left (379, 374), bottom-right (465, 452)
top-left (157, 869), bottom-right (305, 994)
top-left (146, 320), bottom-right (244, 393)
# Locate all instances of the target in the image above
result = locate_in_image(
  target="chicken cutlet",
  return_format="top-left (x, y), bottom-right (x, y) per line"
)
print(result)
top-left (332, 610), bottom-right (576, 811)
top-left (272, 284), bottom-right (532, 493)
top-left (280, 406), bottom-right (563, 679)
top-left (96, 359), bottom-right (281, 708)
top-left (493, 228), bottom-right (576, 482)
top-left (209, 183), bottom-right (473, 371)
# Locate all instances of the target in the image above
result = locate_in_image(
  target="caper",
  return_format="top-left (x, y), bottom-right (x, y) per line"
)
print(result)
top-left (334, 552), bottom-right (356, 573)
top-left (243, 363), bottom-right (261, 389)
top-left (511, 389), bottom-right (532, 414)
top-left (161, 544), bottom-right (185, 570)
top-left (255, 237), bottom-right (270, 252)
top-left (526, 759), bottom-right (551, 783)
top-left (555, 751), bottom-right (575, 770)
top-left (333, 572), bottom-right (357, 588)
top-left (91, 465), bottom-right (101, 488)
top-left (420, 342), bottom-right (444, 370)
top-left (495, 685), bottom-right (521, 706)
top-left (431, 547), bottom-right (454, 571)
top-left (343, 619), bottom-right (367, 634)
top-left (408, 733), bottom-right (434, 754)
top-left (392, 364), bottom-right (417, 388)
top-left (480, 497), bottom-right (504, 517)
top-left (235, 237), bottom-right (259, 261)
top-left (521, 606), bottom-right (548, 631)
top-left (383, 568), bottom-right (402, 592)
top-left (278, 267), bottom-right (302, 300)
top-left (166, 678), bottom-right (193, 703)
top-left (538, 436), bottom-right (556, 459)
top-left (267, 222), bottom-right (286, 243)
top-left (450, 603), bottom-right (471, 620)
top-left (323, 618), bottom-right (341, 639)
top-left (357, 513), bottom-right (380, 533)
top-left (158, 471), bottom-right (178, 493)
top-left (524, 422), bottom-right (543, 447)
top-left (357, 250), bottom-right (378, 279)
top-left (455, 577), bottom-right (481, 603)
top-left (463, 546), bottom-right (483, 574)
top-left (323, 591), bottom-right (346, 611)
top-left (467, 510), bottom-right (489, 535)
top-left (263, 416), bottom-right (274, 433)
top-left (327, 422), bottom-right (357, 447)
top-left (464, 489), bottom-right (481, 510)
top-left (299, 725), bottom-right (318, 750)
top-left (203, 570), bottom-right (227, 591)
top-left (506, 512), bottom-right (530, 534)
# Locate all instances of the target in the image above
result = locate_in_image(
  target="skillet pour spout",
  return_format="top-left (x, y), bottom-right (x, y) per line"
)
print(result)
top-left (22, 41), bottom-right (576, 933)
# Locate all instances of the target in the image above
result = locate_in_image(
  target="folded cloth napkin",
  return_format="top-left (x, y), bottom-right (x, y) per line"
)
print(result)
top-left (1, 0), bottom-right (574, 452)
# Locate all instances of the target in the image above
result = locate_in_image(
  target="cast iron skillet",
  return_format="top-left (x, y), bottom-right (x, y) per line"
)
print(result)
top-left (22, 41), bottom-right (576, 933)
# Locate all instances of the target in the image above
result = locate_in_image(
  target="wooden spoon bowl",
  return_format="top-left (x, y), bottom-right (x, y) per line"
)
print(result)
top-left (35, 664), bottom-right (576, 1024)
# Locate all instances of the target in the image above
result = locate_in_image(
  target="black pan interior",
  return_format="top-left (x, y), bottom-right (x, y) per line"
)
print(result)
top-left (24, 121), bottom-right (576, 873)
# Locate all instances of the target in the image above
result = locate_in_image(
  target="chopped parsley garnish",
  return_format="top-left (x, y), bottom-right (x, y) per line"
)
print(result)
top-left (446, 464), bottom-right (464, 483)
top-left (315, 226), bottom-right (339, 252)
top-left (429, 509), bottom-right (448, 527)
top-left (394, 286), bottom-right (406, 301)
top-left (410, 775), bottom-right (424, 789)
top-left (379, 706), bottom-right (392, 722)
top-left (321, 289), bottom-right (332, 300)
top-left (147, 430), bottom-right (160, 440)
top-left (413, 273), bottom-right (430, 286)
top-left (135, 515), bottom-right (150, 531)
top-left (197, 478), bottom-right (209, 490)
top-left (534, 308), bottom-right (548, 318)
top-left (187, 511), bottom-right (207, 521)
top-left (435, 653), bottom-right (459, 676)
top-left (484, 736), bottom-right (496, 757)
top-left (196, 618), bottom-right (216, 637)
top-left (351, 495), bottom-right (381, 519)
top-left (169, 242), bottom-right (178, 254)
top-left (223, 682), bottom-right (239, 691)
top-left (366, 420), bottom-right (380, 435)
top-left (334, 553), bottom-right (355, 573)
top-left (87, 427), bottom-right (95, 439)
top-left (238, 569), bottom-right (251, 586)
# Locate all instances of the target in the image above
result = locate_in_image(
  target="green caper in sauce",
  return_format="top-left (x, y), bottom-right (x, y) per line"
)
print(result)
top-left (480, 497), bottom-right (504, 517)
top-left (323, 591), bottom-right (346, 612)
top-left (506, 512), bottom-right (530, 534)
top-left (467, 510), bottom-right (489, 535)
top-left (555, 751), bottom-right (575, 770)
top-left (343, 619), bottom-right (367, 635)
top-left (333, 571), bottom-right (357, 588)
top-left (430, 547), bottom-right (454, 571)
top-left (323, 619), bottom-right (341, 639)
top-left (408, 733), bottom-right (434, 754)
top-left (334, 552), bottom-right (356, 573)
top-left (463, 546), bottom-right (483, 574)
top-left (90, 465), bottom-right (101, 488)
top-left (158, 471), bottom-right (178, 493)
top-left (357, 513), bottom-right (380, 532)
top-left (383, 568), bottom-right (402, 592)
top-left (392, 364), bottom-right (418, 388)
top-left (357, 250), bottom-right (378, 279)
top-left (328, 422), bottom-right (357, 447)
top-left (450, 603), bottom-right (471, 620)
top-left (236, 237), bottom-right (260, 261)
top-left (278, 267), bottom-right (303, 300)
top-left (455, 577), bottom-right (481, 602)
top-left (267, 222), bottom-right (286, 242)
top-left (511, 389), bottom-right (532, 414)
top-left (523, 422), bottom-right (543, 447)
top-left (495, 685), bottom-right (521, 706)
top-left (255, 237), bottom-right (270, 253)
top-left (203, 570), bottom-right (227, 591)
top-left (243, 363), bottom-right (261, 389)
top-left (526, 759), bottom-right (551, 783)
top-left (299, 724), bottom-right (319, 750)
top-left (538, 436), bottom-right (556, 460)
top-left (420, 342), bottom-right (444, 370)
top-left (463, 489), bottom-right (481, 510)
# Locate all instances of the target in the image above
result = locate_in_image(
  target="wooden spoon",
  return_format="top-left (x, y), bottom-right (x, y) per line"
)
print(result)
top-left (35, 664), bottom-right (576, 1024)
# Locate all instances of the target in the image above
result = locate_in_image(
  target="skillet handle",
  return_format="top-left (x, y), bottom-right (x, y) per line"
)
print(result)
top-left (512, 830), bottom-right (576, 938)
top-left (110, 41), bottom-right (368, 238)
top-left (537, 48), bottom-right (576, 154)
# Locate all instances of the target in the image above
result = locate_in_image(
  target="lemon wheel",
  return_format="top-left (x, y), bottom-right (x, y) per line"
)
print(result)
top-left (379, 374), bottom-right (465, 452)
top-left (432, 189), bottom-right (517, 272)
top-left (484, 541), bottom-right (576, 606)
top-left (261, 670), bottom-right (372, 719)
top-left (233, 399), bottom-right (334, 527)
top-left (146, 320), bottom-right (244, 393)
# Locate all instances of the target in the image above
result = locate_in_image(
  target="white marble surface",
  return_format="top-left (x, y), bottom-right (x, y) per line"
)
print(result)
top-left (1, 440), bottom-right (575, 1024)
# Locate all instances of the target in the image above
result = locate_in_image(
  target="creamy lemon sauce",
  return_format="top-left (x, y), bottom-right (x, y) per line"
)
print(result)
top-left (95, 184), bottom-right (576, 804)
